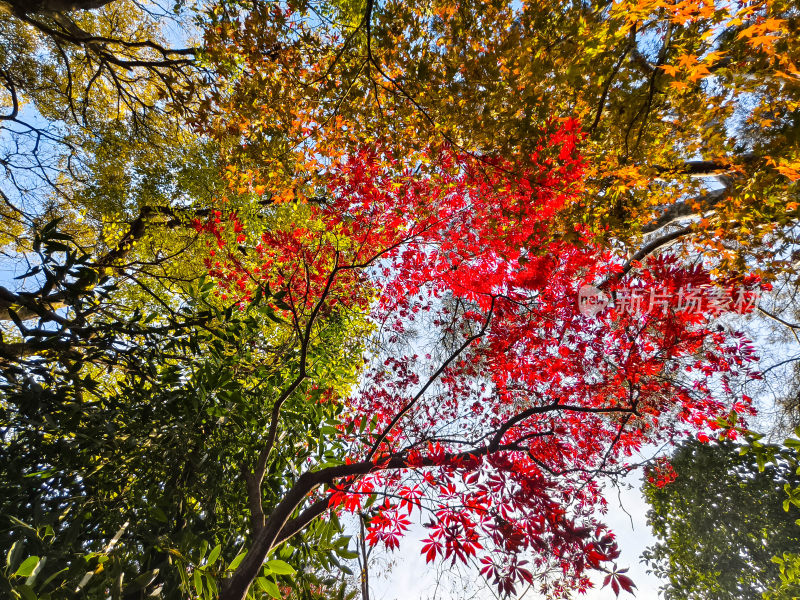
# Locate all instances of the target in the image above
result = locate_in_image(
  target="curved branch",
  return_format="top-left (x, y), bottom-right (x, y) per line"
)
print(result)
top-left (366, 296), bottom-right (496, 461)
top-left (6, 0), bottom-right (116, 13)
top-left (0, 69), bottom-right (19, 121)
top-left (597, 224), bottom-right (693, 290)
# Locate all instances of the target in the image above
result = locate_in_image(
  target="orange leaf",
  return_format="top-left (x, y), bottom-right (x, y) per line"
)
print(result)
top-left (660, 64), bottom-right (678, 77)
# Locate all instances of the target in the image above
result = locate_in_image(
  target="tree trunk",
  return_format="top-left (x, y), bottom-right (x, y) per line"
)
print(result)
top-left (220, 472), bottom-right (320, 600)
top-left (4, 0), bottom-right (116, 14)
top-left (358, 516), bottom-right (371, 600)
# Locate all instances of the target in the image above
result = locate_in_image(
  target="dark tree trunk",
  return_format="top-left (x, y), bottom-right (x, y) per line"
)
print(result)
top-left (5, 0), bottom-right (116, 14)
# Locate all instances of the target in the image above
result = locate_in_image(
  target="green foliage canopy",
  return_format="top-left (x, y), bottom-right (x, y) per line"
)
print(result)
top-left (643, 438), bottom-right (800, 600)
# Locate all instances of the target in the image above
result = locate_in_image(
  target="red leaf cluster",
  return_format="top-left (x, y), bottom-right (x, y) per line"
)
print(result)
top-left (200, 122), bottom-right (760, 597)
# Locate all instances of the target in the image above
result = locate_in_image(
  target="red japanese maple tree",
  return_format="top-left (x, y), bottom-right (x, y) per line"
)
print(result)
top-left (201, 120), bottom-right (759, 600)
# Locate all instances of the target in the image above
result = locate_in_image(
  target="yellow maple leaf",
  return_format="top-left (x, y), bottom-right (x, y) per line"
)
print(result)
top-left (676, 53), bottom-right (698, 69)
top-left (749, 35), bottom-right (776, 52)
top-left (660, 64), bottom-right (678, 77)
top-left (775, 70), bottom-right (800, 81)
top-left (737, 24), bottom-right (760, 40)
top-left (763, 18), bottom-right (786, 32)
top-left (703, 50), bottom-right (726, 64)
top-left (688, 64), bottom-right (710, 82)
top-left (776, 166), bottom-right (800, 182)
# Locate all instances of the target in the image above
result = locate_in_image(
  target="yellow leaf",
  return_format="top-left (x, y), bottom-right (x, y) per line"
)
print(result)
top-left (660, 64), bottom-right (678, 77)
top-left (676, 53), bottom-right (698, 69)
top-left (763, 18), bottom-right (786, 32)
top-left (777, 167), bottom-right (800, 182)
top-left (688, 64), bottom-right (710, 82)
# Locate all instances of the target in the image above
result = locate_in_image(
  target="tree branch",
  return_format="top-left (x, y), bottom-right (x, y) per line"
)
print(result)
top-left (222, 388), bottom-right (645, 600)
top-left (640, 186), bottom-right (729, 234)
top-left (0, 69), bottom-right (19, 121)
top-left (366, 296), bottom-right (496, 461)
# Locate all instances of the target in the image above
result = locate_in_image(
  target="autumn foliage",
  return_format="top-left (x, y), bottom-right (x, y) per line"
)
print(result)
top-left (202, 0), bottom-right (799, 284)
top-left (1, 0), bottom-right (797, 599)
top-left (192, 119), bottom-right (763, 599)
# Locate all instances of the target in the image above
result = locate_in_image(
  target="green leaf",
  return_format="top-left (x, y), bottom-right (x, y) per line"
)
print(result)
top-left (6, 540), bottom-right (20, 569)
top-left (25, 556), bottom-right (45, 586)
top-left (44, 231), bottom-right (74, 242)
top-left (273, 299), bottom-right (291, 311)
top-left (193, 570), bottom-right (203, 596)
top-left (757, 452), bottom-right (766, 471)
top-left (41, 217), bottom-right (64, 233)
top-left (206, 574), bottom-right (218, 598)
top-left (15, 584), bottom-right (37, 600)
top-left (265, 309), bottom-right (285, 324)
top-left (43, 241), bottom-right (72, 253)
top-left (14, 557), bottom-right (40, 578)
top-left (265, 560), bottom-right (295, 575)
top-left (257, 576), bottom-right (281, 599)
top-left (40, 567), bottom-right (68, 590)
top-left (334, 546), bottom-right (359, 560)
top-left (227, 552), bottom-right (246, 571)
top-left (207, 544), bottom-right (221, 566)
top-left (128, 569), bottom-right (159, 592)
